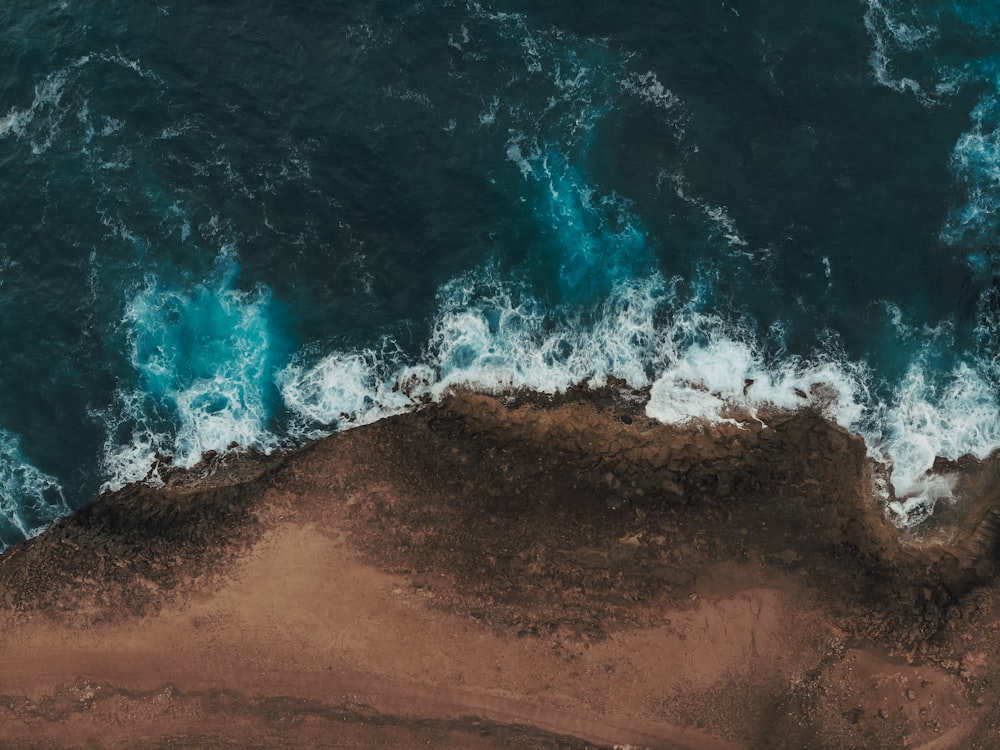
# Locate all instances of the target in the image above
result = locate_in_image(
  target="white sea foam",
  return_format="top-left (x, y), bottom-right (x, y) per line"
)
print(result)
top-left (647, 335), bottom-right (869, 431)
top-left (667, 171), bottom-right (750, 249)
top-left (883, 362), bottom-right (1000, 521)
top-left (1, 51), bottom-right (162, 166)
top-left (506, 135), bottom-right (538, 178)
top-left (100, 253), bottom-right (282, 491)
top-left (428, 273), bottom-right (666, 393)
top-left (861, 1), bottom-right (1000, 260)
top-left (0, 56), bottom-right (89, 151)
top-left (863, 0), bottom-right (937, 52)
top-left (98, 52), bottom-right (162, 83)
top-left (278, 273), bottom-right (673, 434)
top-left (0, 430), bottom-right (68, 548)
top-left (862, 0), bottom-right (937, 101)
top-left (620, 71), bottom-right (681, 114)
top-left (941, 94), bottom-right (1000, 247)
top-left (96, 388), bottom-right (170, 491)
top-left (278, 350), bottom-right (413, 433)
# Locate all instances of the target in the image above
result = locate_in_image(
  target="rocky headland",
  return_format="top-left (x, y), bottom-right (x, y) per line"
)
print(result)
top-left (2, 386), bottom-right (1000, 748)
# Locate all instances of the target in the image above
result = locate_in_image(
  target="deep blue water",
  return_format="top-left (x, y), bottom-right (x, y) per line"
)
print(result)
top-left (2, 0), bottom-right (1000, 547)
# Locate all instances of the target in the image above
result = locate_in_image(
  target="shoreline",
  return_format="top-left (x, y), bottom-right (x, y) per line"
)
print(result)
top-left (2, 386), bottom-right (1000, 748)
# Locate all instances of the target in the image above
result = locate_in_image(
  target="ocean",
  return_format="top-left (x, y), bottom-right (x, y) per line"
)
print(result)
top-left (1, 0), bottom-right (998, 549)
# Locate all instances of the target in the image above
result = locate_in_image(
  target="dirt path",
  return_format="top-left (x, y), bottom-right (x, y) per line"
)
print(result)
top-left (0, 521), bottom-right (744, 749)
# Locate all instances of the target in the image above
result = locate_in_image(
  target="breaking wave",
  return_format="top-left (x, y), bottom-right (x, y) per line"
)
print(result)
top-left (99, 250), bottom-right (286, 492)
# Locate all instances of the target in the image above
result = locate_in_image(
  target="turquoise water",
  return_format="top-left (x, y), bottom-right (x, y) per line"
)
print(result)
top-left (1, 0), bottom-right (999, 546)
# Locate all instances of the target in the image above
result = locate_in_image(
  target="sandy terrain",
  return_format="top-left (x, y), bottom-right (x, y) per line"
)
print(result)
top-left (3, 387), bottom-right (1000, 748)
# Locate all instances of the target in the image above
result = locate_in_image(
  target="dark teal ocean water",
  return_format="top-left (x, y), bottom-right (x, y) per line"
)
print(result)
top-left (2, 0), bottom-right (999, 547)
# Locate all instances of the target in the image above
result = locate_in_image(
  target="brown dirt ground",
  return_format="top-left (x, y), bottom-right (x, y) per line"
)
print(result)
top-left (3, 386), bottom-right (1000, 748)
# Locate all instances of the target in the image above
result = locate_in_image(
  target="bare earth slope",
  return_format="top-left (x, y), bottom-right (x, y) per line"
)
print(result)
top-left (3, 387), bottom-right (1000, 749)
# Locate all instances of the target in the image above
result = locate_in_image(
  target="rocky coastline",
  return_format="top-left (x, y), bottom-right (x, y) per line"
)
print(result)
top-left (2, 385), bottom-right (1000, 748)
